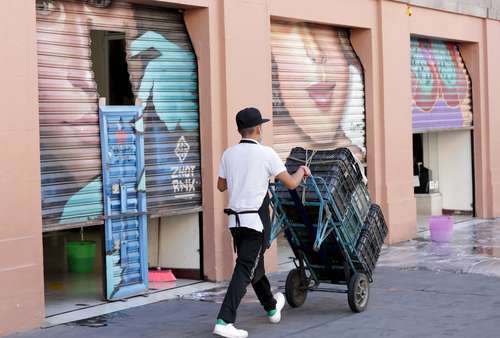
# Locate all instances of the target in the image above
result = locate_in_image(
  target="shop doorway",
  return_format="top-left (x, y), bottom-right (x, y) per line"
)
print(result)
top-left (38, 1), bottom-right (204, 318)
top-left (91, 29), bottom-right (203, 289)
top-left (412, 131), bottom-right (475, 233)
top-left (43, 30), bottom-right (137, 316)
top-left (410, 37), bottom-right (475, 233)
top-left (42, 28), bottom-right (201, 317)
top-left (43, 226), bottom-right (105, 317)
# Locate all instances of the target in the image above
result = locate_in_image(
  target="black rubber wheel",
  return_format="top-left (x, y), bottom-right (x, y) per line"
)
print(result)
top-left (285, 268), bottom-right (308, 308)
top-left (347, 273), bottom-right (370, 313)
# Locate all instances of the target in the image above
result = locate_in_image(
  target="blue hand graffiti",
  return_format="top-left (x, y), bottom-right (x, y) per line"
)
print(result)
top-left (130, 31), bottom-right (199, 131)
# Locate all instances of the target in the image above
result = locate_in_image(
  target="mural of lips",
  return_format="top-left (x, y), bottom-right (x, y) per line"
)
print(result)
top-left (307, 82), bottom-right (336, 111)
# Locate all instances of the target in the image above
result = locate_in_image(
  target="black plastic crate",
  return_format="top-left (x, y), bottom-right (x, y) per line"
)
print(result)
top-left (277, 172), bottom-right (358, 224)
top-left (351, 183), bottom-right (371, 222)
top-left (284, 148), bottom-right (364, 200)
top-left (286, 147), bottom-right (365, 184)
top-left (364, 204), bottom-right (388, 245)
top-left (355, 204), bottom-right (388, 277)
top-left (355, 232), bottom-right (377, 277)
top-left (277, 148), bottom-right (371, 230)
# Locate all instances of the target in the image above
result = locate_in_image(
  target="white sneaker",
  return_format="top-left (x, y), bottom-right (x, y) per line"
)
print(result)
top-left (267, 292), bottom-right (285, 324)
top-left (213, 323), bottom-right (248, 338)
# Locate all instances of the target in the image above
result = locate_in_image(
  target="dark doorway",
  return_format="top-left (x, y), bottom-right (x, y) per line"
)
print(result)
top-left (90, 31), bottom-right (134, 105)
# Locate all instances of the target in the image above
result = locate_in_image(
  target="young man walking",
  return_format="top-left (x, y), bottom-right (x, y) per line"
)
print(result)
top-left (213, 107), bottom-right (311, 338)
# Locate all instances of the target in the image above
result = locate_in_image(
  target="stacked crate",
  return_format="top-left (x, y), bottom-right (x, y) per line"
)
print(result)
top-left (356, 204), bottom-right (388, 277)
top-left (278, 147), bottom-right (388, 279)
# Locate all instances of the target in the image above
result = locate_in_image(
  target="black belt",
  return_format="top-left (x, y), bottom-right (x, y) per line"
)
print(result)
top-left (223, 208), bottom-right (260, 227)
top-left (224, 208), bottom-right (261, 254)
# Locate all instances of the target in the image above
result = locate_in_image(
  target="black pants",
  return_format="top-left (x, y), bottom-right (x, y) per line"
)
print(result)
top-left (217, 227), bottom-right (277, 324)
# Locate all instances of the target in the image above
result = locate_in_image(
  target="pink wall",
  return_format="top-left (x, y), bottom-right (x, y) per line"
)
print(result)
top-left (0, 0), bottom-right (45, 335)
top-left (376, 0), bottom-right (417, 242)
top-left (484, 20), bottom-right (500, 217)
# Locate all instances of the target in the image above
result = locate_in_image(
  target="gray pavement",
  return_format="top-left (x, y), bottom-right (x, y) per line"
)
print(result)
top-left (9, 267), bottom-right (500, 338)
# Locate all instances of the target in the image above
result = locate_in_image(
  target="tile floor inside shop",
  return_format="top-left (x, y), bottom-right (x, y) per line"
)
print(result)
top-left (45, 268), bottom-right (197, 317)
top-left (43, 226), bottom-right (199, 317)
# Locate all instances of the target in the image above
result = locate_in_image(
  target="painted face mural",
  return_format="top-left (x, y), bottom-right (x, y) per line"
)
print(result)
top-left (37, 0), bottom-right (201, 227)
top-left (411, 38), bottom-right (472, 131)
top-left (271, 22), bottom-right (366, 160)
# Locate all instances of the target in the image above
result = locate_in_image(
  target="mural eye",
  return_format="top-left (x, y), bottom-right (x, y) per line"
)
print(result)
top-left (85, 0), bottom-right (112, 8)
top-left (36, 0), bottom-right (55, 15)
top-left (311, 55), bottom-right (327, 64)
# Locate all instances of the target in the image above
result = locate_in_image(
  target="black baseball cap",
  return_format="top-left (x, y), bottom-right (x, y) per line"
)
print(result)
top-left (236, 107), bottom-right (270, 130)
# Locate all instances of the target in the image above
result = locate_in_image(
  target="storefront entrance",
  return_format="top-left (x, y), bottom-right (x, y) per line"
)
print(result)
top-left (410, 37), bottom-right (475, 232)
top-left (37, 0), bottom-right (203, 316)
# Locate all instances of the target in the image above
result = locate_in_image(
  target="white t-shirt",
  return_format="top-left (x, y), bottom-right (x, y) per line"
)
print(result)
top-left (218, 139), bottom-right (287, 232)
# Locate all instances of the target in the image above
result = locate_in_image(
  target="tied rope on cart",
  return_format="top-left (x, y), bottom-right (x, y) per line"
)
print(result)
top-left (286, 148), bottom-right (368, 204)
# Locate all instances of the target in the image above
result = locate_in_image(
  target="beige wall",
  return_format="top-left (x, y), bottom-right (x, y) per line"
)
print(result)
top-left (2, 0), bottom-right (500, 335)
top-left (0, 0), bottom-right (45, 336)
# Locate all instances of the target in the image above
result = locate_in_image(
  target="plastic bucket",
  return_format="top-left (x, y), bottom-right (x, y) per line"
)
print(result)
top-left (429, 216), bottom-right (453, 242)
top-left (66, 241), bottom-right (96, 273)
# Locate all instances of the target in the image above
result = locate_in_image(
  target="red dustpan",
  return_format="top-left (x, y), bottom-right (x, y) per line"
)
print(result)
top-left (148, 268), bottom-right (176, 282)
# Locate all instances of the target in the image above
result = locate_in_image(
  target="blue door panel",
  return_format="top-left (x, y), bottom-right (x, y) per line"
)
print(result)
top-left (99, 105), bottom-right (148, 300)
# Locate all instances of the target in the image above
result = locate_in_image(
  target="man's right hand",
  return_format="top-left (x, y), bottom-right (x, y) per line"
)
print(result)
top-left (299, 165), bottom-right (311, 178)
top-left (276, 165), bottom-right (312, 190)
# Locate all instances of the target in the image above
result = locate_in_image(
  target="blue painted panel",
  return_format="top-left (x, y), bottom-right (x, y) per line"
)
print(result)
top-left (99, 105), bottom-right (148, 300)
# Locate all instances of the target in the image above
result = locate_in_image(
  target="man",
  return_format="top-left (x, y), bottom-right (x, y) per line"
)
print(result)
top-left (213, 107), bottom-right (311, 338)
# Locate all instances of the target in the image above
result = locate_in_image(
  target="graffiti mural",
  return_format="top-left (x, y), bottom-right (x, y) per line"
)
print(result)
top-left (271, 22), bottom-right (366, 161)
top-left (36, 0), bottom-right (201, 229)
top-left (128, 25), bottom-right (202, 212)
top-left (411, 38), bottom-right (473, 131)
top-left (131, 31), bottom-right (199, 132)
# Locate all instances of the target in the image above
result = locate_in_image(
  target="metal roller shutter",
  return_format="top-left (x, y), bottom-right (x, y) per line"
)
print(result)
top-left (271, 21), bottom-right (366, 162)
top-left (36, 0), bottom-right (201, 231)
top-left (126, 7), bottom-right (202, 217)
top-left (411, 37), bottom-right (473, 132)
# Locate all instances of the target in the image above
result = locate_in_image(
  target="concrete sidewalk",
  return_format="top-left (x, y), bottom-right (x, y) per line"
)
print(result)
top-left (9, 267), bottom-right (500, 338)
top-left (9, 218), bottom-right (500, 338)
top-left (379, 218), bottom-right (500, 277)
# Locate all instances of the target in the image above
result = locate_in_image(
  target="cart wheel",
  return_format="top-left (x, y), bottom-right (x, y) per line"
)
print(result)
top-left (348, 273), bottom-right (369, 313)
top-left (285, 268), bottom-right (307, 308)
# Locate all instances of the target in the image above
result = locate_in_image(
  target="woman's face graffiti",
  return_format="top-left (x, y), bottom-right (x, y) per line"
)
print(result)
top-left (272, 23), bottom-right (351, 146)
top-left (36, 0), bottom-right (136, 150)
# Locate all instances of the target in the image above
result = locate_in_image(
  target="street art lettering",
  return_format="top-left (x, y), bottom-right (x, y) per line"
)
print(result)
top-left (411, 38), bottom-right (472, 131)
top-left (172, 177), bottom-right (197, 194)
top-left (271, 22), bottom-right (366, 161)
top-left (172, 165), bottom-right (196, 179)
top-left (171, 137), bottom-right (197, 193)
